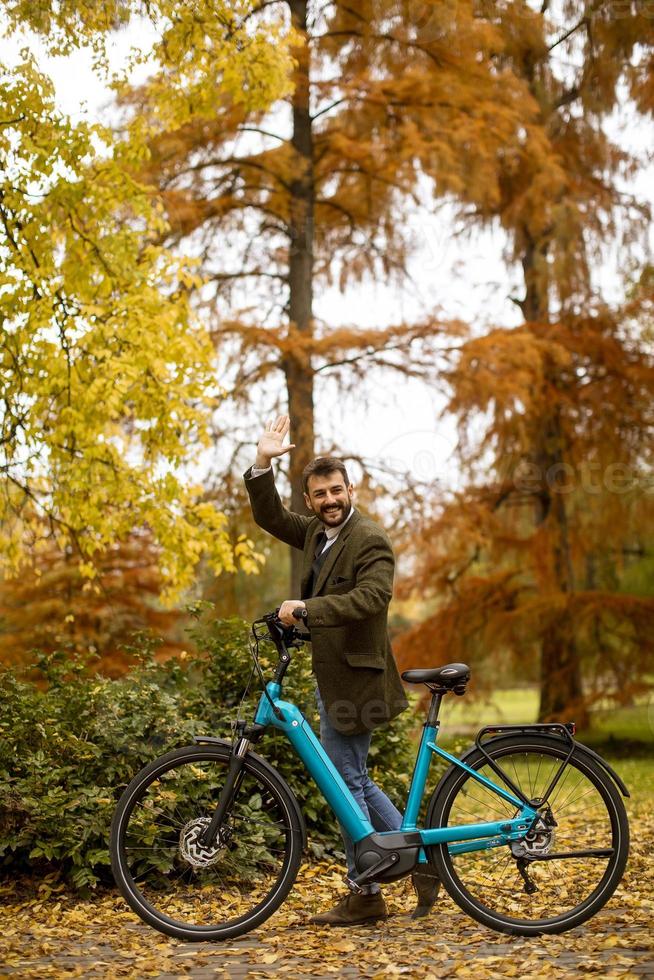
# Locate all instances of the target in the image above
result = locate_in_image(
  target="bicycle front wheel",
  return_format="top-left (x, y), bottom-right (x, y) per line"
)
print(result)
top-left (110, 743), bottom-right (304, 941)
top-left (426, 735), bottom-right (629, 935)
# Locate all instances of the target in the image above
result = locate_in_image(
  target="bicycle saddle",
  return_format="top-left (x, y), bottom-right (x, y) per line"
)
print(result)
top-left (401, 663), bottom-right (470, 690)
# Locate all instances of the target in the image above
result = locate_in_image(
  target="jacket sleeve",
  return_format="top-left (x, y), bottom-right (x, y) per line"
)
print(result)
top-left (243, 464), bottom-right (313, 551)
top-left (303, 532), bottom-right (394, 626)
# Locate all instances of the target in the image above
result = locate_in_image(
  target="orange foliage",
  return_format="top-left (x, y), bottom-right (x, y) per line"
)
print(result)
top-left (117, 0), bottom-right (536, 451)
top-left (114, 2), bottom-right (654, 718)
top-left (393, 4), bottom-right (654, 723)
top-left (395, 302), bottom-right (654, 719)
top-left (0, 533), bottom-right (186, 676)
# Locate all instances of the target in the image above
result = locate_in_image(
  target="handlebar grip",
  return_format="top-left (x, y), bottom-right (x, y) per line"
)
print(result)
top-left (292, 606), bottom-right (308, 621)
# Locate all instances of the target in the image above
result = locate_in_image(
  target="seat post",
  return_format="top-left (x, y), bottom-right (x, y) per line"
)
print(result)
top-left (426, 689), bottom-right (444, 728)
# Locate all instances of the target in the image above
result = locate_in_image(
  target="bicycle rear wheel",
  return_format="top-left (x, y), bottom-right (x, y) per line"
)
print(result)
top-left (426, 735), bottom-right (629, 935)
top-left (110, 742), bottom-right (304, 941)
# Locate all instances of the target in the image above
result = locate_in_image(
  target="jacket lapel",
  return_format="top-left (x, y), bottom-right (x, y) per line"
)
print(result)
top-left (312, 510), bottom-right (360, 596)
top-left (301, 522), bottom-right (324, 597)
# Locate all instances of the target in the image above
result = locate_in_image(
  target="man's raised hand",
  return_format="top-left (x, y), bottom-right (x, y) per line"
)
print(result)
top-left (255, 415), bottom-right (296, 468)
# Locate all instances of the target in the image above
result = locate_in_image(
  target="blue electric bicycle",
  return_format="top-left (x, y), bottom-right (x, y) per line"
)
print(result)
top-left (110, 611), bottom-right (629, 941)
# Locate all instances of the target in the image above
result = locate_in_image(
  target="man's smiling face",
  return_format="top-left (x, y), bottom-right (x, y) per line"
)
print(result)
top-left (303, 470), bottom-right (354, 527)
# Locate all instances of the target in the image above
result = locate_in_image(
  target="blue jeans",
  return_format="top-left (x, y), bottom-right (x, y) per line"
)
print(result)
top-left (316, 687), bottom-right (402, 893)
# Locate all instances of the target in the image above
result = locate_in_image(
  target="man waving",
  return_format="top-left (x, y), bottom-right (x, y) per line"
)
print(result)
top-left (243, 415), bottom-right (440, 925)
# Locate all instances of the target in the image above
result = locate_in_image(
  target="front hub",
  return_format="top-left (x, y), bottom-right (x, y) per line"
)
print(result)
top-left (179, 816), bottom-right (230, 869)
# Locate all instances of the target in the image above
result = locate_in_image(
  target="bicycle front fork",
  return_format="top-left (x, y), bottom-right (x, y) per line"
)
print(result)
top-left (198, 737), bottom-right (250, 848)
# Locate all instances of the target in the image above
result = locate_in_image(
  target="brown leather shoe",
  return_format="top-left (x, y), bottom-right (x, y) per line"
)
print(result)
top-left (309, 891), bottom-right (388, 926)
top-left (411, 865), bottom-right (441, 918)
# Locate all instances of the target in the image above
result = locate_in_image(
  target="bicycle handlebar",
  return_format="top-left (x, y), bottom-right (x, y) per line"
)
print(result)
top-left (248, 609), bottom-right (309, 690)
top-left (251, 609), bottom-right (310, 660)
top-left (260, 608), bottom-right (310, 643)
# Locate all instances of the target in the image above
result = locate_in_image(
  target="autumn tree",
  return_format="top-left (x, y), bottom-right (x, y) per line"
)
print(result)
top-left (0, 4), bottom-right (294, 602)
top-left (395, 1), bottom-right (654, 723)
top-left (116, 0), bottom-right (538, 593)
top-left (0, 531), bottom-right (186, 676)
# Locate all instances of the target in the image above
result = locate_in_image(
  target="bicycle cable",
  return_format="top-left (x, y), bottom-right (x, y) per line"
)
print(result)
top-left (232, 657), bottom-right (257, 748)
top-left (249, 623), bottom-right (284, 720)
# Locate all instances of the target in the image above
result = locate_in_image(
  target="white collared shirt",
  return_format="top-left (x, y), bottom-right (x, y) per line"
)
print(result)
top-left (318, 503), bottom-right (355, 555)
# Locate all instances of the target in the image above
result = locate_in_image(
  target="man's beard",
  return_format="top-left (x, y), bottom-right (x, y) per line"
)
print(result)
top-left (320, 500), bottom-right (351, 525)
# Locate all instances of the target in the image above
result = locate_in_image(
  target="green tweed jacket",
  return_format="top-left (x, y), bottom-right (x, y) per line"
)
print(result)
top-left (243, 465), bottom-right (408, 735)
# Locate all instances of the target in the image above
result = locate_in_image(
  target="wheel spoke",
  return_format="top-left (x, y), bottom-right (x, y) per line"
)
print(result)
top-left (430, 739), bottom-right (628, 934)
top-left (112, 749), bottom-right (301, 938)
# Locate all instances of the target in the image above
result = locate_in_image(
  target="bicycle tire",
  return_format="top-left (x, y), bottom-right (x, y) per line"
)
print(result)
top-left (426, 735), bottom-right (629, 936)
top-left (110, 742), bottom-right (304, 941)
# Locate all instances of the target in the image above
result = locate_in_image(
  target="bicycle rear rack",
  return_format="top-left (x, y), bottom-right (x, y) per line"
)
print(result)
top-left (475, 722), bottom-right (576, 752)
top-left (473, 723), bottom-right (576, 808)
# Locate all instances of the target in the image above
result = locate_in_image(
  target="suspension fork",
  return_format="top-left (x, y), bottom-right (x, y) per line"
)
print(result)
top-left (198, 738), bottom-right (250, 849)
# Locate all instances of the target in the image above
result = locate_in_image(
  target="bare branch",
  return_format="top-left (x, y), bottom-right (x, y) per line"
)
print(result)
top-left (242, 0), bottom-right (286, 23)
top-left (315, 340), bottom-right (461, 374)
top-left (175, 155), bottom-right (293, 192)
top-left (548, 16), bottom-right (588, 52)
top-left (209, 269), bottom-right (286, 282)
top-left (315, 196), bottom-right (356, 233)
top-left (309, 29), bottom-right (444, 68)
top-left (330, 2), bottom-right (368, 27)
top-left (311, 98), bottom-right (346, 121)
top-left (0, 113), bottom-right (26, 127)
top-left (236, 125), bottom-right (286, 143)
top-left (553, 84), bottom-right (581, 110)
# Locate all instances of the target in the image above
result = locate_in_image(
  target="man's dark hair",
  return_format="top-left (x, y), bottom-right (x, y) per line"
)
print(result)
top-left (302, 457), bottom-right (350, 494)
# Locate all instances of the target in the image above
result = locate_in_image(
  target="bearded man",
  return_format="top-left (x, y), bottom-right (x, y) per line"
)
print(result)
top-left (243, 415), bottom-right (440, 924)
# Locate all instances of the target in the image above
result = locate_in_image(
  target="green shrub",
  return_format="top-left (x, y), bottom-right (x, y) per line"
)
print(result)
top-left (0, 606), bottom-right (420, 889)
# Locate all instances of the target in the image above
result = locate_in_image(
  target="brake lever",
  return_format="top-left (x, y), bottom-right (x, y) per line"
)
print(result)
top-left (260, 608), bottom-right (310, 647)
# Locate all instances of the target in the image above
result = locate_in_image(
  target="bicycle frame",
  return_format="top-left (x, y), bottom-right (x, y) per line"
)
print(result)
top-left (254, 682), bottom-right (538, 857)
top-left (113, 611), bottom-right (630, 941)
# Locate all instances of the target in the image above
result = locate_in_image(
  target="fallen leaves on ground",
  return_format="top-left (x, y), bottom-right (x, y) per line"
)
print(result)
top-left (1, 808), bottom-right (652, 979)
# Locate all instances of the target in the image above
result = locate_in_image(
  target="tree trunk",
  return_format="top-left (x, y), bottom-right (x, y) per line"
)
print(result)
top-left (536, 452), bottom-right (586, 724)
top-left (520, 233), bottom-right (587, 726)
top-left (285, 0), bottom-right (315, 596)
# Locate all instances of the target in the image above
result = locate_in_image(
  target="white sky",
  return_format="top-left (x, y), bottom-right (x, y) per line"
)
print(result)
top-left (4, 20), bottom-right (653, 497)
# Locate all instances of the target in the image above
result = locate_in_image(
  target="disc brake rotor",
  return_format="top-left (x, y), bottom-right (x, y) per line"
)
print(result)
top-left (179, 816), bottom-right (229, 869)
top-left (522, 810), bottom-right (556, 857)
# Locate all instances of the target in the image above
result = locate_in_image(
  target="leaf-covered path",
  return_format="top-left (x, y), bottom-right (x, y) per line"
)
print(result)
top-left (3, 851), bottom-right (653, 980)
